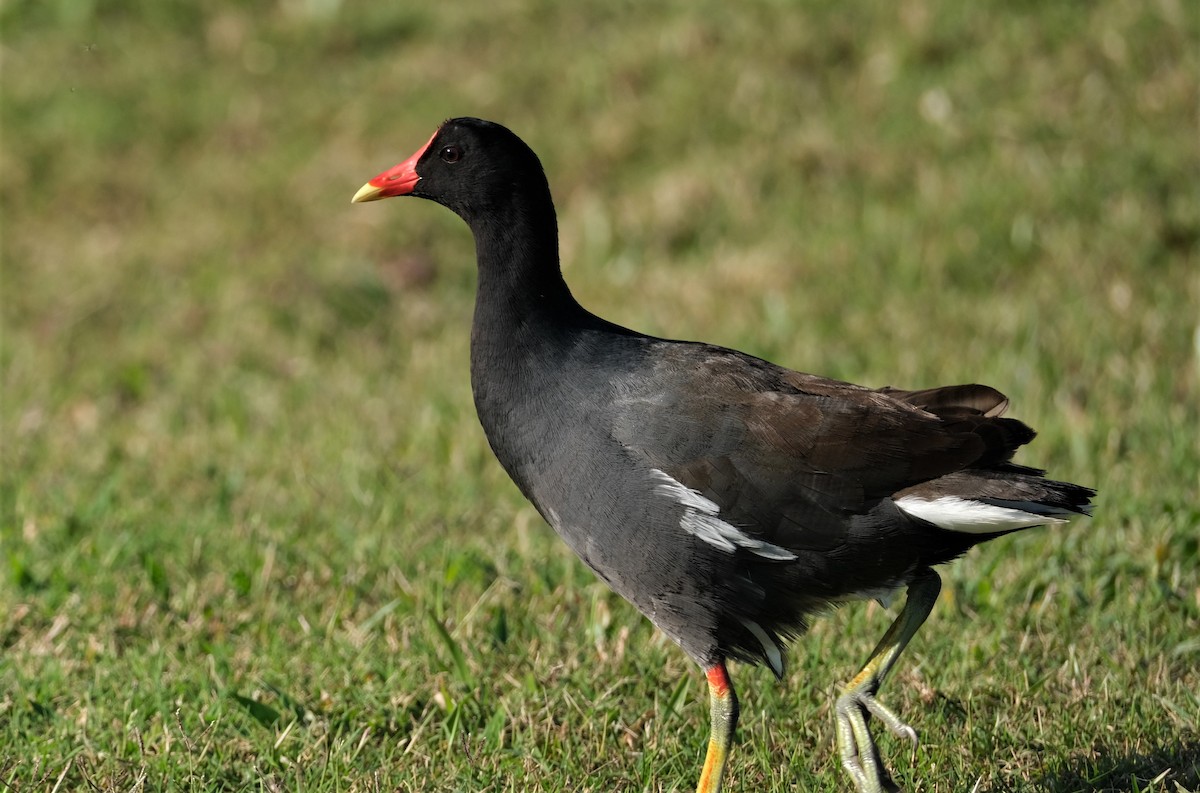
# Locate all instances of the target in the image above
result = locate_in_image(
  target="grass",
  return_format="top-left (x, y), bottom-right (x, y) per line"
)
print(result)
top-left (2, 0), bottom-right (1198, 790)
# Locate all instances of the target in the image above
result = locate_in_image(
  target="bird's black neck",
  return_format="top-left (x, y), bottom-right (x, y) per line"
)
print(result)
top-left (467, 191), bottom-right (590, 349)
top-left (465, 192), bottom-right (599, 480)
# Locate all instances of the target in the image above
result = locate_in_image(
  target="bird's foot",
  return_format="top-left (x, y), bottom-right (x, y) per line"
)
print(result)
top-left (835, 687), bottom-right (917, 793)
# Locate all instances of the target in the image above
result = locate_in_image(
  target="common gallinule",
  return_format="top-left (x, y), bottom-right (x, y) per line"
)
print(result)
top-left (352, 118), bottom-right (1094, 793)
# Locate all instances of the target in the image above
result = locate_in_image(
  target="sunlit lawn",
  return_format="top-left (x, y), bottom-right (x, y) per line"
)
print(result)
top-left (3, 1), bottom-right (1198, 790)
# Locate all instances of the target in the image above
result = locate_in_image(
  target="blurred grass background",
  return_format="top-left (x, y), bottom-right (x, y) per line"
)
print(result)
top-left (2, 0), bottom-right (1198, 790)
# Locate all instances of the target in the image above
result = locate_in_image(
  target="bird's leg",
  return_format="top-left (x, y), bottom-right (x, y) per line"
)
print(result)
top-left (836, 570), bottom-right (941, 793)
top-left (696, 661), bottom-right (740, 793)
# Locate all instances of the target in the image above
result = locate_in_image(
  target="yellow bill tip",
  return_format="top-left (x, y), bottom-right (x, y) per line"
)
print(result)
top-left (351, 182), bottom-right (386, 204)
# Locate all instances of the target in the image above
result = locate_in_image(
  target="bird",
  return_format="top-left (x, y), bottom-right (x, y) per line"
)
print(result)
top-left (351, 117), bottom-right (1094, 793)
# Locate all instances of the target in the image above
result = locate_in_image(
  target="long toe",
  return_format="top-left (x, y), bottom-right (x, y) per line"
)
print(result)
top-left (858, 690), bottom-right (918, 746)
top-left (835, 689), bottom-right (913, 793)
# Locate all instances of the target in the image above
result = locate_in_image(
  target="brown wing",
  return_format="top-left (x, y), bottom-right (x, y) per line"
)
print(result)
top-left (612, 345), bottom-right (1032, 551)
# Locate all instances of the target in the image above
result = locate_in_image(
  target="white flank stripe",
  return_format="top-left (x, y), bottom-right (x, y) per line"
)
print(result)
top-left (896, 495), bottom-right (1069, 534)
top-left (649, 469), bottom-right (796, 561)
top-left (741, 619), bottom-right (785, 678)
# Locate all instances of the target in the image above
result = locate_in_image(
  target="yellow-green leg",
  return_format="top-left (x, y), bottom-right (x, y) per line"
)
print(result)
top-left (696, 661), bottom-right (739, 793)
top-left (836, 570), bottom-right (941, 793)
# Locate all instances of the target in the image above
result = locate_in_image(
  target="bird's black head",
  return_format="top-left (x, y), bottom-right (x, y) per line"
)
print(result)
top-left (352, 117), bottom-right (550, 224)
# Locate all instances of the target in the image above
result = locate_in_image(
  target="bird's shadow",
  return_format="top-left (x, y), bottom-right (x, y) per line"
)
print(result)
top-left (1001, 739), bottom-right (1200, 793)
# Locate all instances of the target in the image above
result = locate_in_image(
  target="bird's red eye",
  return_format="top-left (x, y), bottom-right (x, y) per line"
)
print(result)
top-left (440, 145), bottom-right (462, 163)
